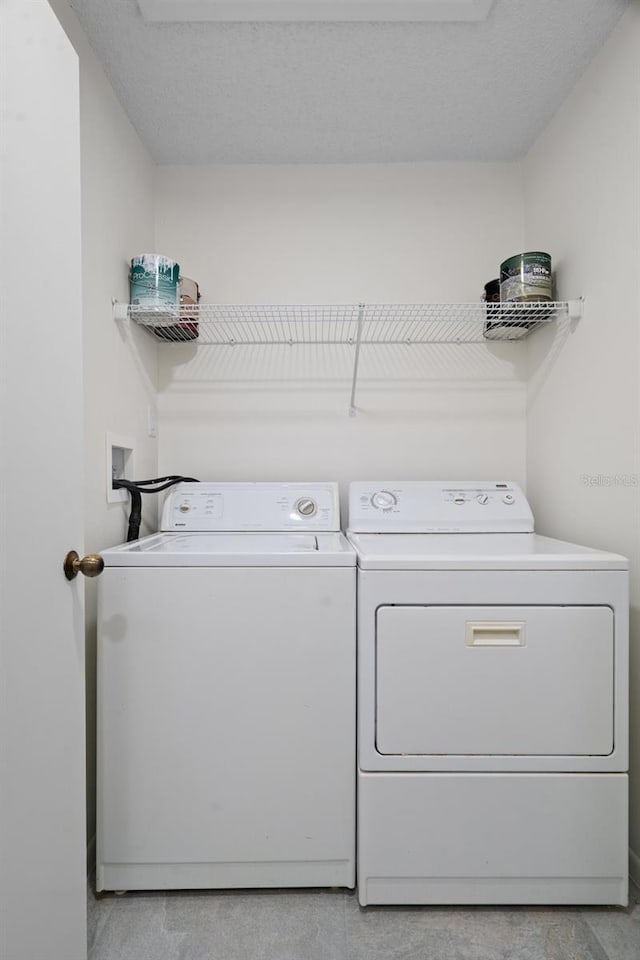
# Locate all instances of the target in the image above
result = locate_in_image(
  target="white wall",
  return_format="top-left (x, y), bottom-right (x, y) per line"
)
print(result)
top-left (524, 6), bottom-right (640, 872)
top-left (155, 163), bottom-right (528, 495)
top-left (49, 0), bottom-right (158, 844)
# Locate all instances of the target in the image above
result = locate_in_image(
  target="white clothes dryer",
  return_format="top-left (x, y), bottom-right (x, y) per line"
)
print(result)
top-left (348, 481), bottom-right (628, 907)
top-left (96, 482), bottom-right (355, 892)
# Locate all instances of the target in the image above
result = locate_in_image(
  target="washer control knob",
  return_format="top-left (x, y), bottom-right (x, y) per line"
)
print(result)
top-left (179, 504), bottom-right (190, 513)
top-left (295, 497), bottom-right (317, 517)
top-left (477, 494), bottom-right (489, 505)
top-left (502, 494), bottom-right (515, 505)
top-left (454, 495), bottom-right (466, 505)
top-left (371, 490), bottom-right (397, 510)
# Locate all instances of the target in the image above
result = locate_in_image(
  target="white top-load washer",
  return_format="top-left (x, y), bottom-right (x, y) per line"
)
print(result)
top-left (96, 482), bottom-right (355, 893)
top-left (348, 481), bottom-right (629, 907)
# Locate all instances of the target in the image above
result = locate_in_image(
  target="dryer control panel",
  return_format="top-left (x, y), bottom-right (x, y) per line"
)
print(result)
top-left (348, 481), bottom-right (534, 533)
top-left (161, 481), bottom-right (341, 531)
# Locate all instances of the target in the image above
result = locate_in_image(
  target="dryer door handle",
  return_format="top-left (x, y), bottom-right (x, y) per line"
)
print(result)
top-left (465, 620), bottom-right (525, 647)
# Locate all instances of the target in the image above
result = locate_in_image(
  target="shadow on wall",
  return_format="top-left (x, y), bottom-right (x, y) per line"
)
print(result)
top-left (526, 313), bottom-right (582, 406)
top-left (114, 307), bottom-right (159, 404)
top-left (149, 345), bottom-right (528, 422)
top-left (153, 341), bottom-right (527, 386)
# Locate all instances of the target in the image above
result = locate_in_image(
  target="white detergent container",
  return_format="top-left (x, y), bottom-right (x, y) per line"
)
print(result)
top-left (96, 482), bottom-right (356, 892)
top-left (347, 480), bottom-right (629, 907)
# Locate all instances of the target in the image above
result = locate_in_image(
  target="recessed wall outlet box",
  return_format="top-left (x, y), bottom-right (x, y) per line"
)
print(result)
top-left (107, 433), bottom-right (135, 504)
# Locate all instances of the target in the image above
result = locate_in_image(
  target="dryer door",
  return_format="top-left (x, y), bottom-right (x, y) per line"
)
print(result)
top-left (375, 605), bottom-right (614, 757)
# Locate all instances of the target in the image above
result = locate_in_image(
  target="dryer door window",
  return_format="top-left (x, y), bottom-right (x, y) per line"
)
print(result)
top-left (375, 605), bottom-right (614, 757)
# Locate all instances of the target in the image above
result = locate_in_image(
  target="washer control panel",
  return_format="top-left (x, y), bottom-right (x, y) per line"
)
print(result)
top-left (162, 482), bottom-right (340, 531)
top-left (348, 481), bottom-right (533, 533)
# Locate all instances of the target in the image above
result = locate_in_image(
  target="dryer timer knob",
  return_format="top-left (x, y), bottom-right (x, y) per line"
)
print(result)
top-left (295, 498), bottom-right (317, 517)
top-left (371, 491), bottom-right (397, 510)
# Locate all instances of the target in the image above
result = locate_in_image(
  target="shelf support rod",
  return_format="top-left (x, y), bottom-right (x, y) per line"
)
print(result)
top-left (349, 304), bottom-right (365, 417)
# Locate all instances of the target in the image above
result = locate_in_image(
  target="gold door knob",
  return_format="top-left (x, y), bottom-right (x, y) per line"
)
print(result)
top-left (64, 550), bottom-right (105, 581)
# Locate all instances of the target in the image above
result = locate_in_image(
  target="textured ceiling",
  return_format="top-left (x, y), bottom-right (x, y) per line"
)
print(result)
top-left (68, 0), bottom-right (629, 164)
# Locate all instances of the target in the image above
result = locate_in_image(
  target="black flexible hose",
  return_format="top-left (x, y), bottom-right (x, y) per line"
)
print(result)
top-left (122, 474), bottom-right (199, 490)
top-left (113, 476), bottom-right (199, 541)
top-left (112, 482), bottom-right (143, 542)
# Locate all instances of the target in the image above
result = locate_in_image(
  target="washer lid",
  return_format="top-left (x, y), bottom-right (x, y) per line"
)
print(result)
top-left (347, 532), bottom-right (628, 570)
top-left (101, 531), bottom-right (356, 567)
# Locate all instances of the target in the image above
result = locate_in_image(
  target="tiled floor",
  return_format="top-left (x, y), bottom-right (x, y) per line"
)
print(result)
top-left (88, 880), bottom-right (640, 960)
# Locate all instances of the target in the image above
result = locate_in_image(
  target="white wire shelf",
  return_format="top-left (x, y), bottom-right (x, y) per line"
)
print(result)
top-left (113, 299), bottom-right (582, 415)
top-left (116, 300), bottom-right (581, 345)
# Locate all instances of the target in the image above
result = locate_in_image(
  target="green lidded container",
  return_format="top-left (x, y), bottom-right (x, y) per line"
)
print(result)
top-left (500, 251), bottom-right (552, 302)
